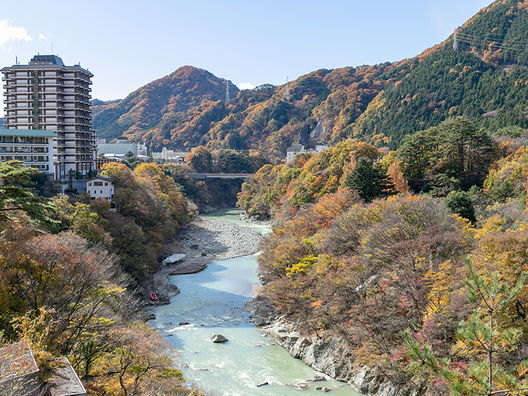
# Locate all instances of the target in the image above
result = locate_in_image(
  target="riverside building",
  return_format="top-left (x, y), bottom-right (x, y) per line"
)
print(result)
top-left (1, 54), bottom-right (96, 180)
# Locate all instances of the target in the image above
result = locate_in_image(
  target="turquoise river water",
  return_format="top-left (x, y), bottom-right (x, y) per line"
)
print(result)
top-left (147, 208), bottom-right (362, 396)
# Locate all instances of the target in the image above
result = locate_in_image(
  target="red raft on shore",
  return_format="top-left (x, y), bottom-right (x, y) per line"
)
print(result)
top-left (150, 292), bottom-right (158, 301)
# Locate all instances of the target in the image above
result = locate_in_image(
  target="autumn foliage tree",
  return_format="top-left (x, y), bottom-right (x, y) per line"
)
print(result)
top-left (0, 190), bottom-right (198, 395)
top-left (98, 162), bottom-right (190, 280)
top-left (184, 146), bottom-right (213, 172)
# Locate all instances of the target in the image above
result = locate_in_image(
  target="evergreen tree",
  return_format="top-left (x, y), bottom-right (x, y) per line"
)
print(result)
top-left (344, 157), bottom-right (394, 202)
top-left (0, 160), bottom-right (57, 229)
top-left (404, 263), bottom-right (528, 396)
top-left (444, 190), bottom-right (476, 223)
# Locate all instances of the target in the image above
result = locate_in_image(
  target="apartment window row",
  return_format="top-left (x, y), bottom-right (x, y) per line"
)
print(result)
top-left (9, 71), bottom-right (89, 78)
top-left (0, 136), bottom-right (49, 144)
top-left (0, 147), bottom-right (49, 153)
top-left (0, 155), bottom-right (49, 162)
top-left (31, 165), bottom-right (50, 171)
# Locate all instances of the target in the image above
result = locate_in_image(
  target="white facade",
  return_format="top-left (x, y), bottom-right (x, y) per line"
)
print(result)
top-left (0, 129), bottom-right (56, 175)
top-left (286, 144), bottom-right (306, 162)
top-left (152, 147), bottom-right (187, 161)
top-left (97, 139), bottom-right (147, 157)
top-left (315, 143), bottom-right (329, 153)
top-left (1, 55), bottom-right (96, 180)
top-left (86, 176), bottom-right (114, 201)
top-left (286, 142), bottom-right (329, 163)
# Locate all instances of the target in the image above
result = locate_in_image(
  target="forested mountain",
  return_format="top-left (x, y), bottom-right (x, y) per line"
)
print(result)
top-left (341, 0), bottom-right (528, 147)
top-left (93, 64), bottom-right (394, 158)
top-left (93, 66), bottom-right (239, 148)
top-left (93, 0), bottom-right (528, 160)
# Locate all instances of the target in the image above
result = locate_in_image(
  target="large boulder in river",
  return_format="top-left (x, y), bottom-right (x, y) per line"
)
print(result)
top-left (211, 334), bottom-right (229, 343)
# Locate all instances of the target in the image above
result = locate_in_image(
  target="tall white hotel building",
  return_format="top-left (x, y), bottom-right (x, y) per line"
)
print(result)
top-left (1, 54), bottom-right (96, 179)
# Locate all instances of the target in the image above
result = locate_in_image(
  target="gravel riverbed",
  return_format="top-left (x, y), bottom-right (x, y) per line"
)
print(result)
top-left (148, 216), bottom-right (264, 304)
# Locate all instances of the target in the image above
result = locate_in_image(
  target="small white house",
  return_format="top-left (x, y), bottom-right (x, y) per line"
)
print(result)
top-left (286, 144), bottom-right (306, 163)
top-left (286, 142), bottom-right (329, 163)
top-left (315, 142), bottom-right (329, 153)
top-left (86, 176), bottom-right (114, 201)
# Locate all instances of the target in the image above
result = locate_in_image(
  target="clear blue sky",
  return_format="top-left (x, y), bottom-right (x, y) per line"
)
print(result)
top-left (0, 0), bottom-right (492, 116)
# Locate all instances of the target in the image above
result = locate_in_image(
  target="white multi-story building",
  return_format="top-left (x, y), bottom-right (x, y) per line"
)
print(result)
top-left (86, 176), bottom-right (114, 202)
top-left (97, 137), bottom-right (148, 158)
top-left (286, 142), bottom-right (329, 163)
top-left (152, 147), bottom-right (187, 162)
top-left (0, 129), bottom-right (56, 175)
top-left (1, 54), bottom-right (96, 180)
top-left (286, 144), bottom-right (306, 163)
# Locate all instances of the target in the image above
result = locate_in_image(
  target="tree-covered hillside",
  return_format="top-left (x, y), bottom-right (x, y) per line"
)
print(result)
top-left (241, 117), bottom-right (528, 395)
top-left (93, 66), bottom-right (239, 148)
top-left (94, 64), bottom-right (397, 161)
top-left (93, 0), bottom-right (528, 160)
top-left (351, 0), bottom-right (528, 148)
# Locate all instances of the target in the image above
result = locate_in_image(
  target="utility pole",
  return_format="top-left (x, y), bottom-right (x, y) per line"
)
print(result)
top-left (453, 30), bottom-right (459, 51)
top-left (285, 76), bottom-right (290, 100)
top-left (225, 80), bottom-right (230, 102)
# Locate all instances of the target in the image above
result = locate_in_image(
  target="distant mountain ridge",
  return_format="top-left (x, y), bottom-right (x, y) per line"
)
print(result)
top-left (93, 0), bottom-right (528, 158)
top-left (93, 66), bottom-right (239, 147)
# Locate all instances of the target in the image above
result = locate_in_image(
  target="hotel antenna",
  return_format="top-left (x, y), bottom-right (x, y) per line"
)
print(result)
top-left (225, 80), bottom-right (230, 102)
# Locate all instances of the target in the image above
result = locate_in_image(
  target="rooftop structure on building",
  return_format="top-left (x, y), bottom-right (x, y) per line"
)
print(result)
top-left (0, 340), bottom-right (39, 396)
top-left (0, 341), bottom-right (86, 396)
top-left (1, 54), bottom-right (96, 180)
top-left (0, 129), bottom-right (56, 176)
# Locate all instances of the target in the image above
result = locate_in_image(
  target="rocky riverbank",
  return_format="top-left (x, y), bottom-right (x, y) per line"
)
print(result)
top-left (245, 296), bottom-right (425, 396)
top-left (146, 215), bottom-right (264, 305)
top-left (243, 311), bottom-right (425, 396)
top-left (262, 320), bottom-right (425, 396)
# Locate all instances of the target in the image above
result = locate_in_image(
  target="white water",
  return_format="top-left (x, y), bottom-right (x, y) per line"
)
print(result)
top-left (147, 209), bottom-right (362, 396)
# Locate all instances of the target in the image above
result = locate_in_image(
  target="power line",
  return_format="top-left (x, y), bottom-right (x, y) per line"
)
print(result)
top-left (454, 30), bottom-right (528, 64)
top-left (456, 34), bottom-right (528, 51)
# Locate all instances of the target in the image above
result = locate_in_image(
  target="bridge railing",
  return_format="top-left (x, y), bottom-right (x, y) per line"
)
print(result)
top-left (184, 173), bottom-right (255, 179)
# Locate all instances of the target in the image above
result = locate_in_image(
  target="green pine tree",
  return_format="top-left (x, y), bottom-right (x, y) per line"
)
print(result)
top-left (0, 160), bottom-right (58, 229)
top-left (344, 157), bottom-right (394, 202)
top-left (403, 262), bottom-right (528, 396)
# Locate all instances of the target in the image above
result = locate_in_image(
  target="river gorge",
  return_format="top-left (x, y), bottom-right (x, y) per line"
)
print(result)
top-left (146, 209), bottom-right (362, 396)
